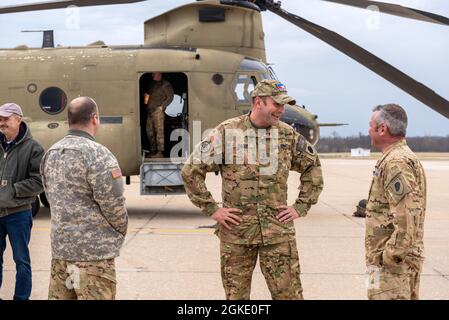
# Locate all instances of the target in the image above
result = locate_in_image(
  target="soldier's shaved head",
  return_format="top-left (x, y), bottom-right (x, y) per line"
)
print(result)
top-left (68, 97), bottom-right (98, 127)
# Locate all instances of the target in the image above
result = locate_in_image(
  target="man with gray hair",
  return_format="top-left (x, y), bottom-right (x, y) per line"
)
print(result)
top-left (0, 103), bottom-right (44, 300)
top-left (365, 103), bottom-right (426, 300)
top-left (41, 97), bottom-right (128, 300)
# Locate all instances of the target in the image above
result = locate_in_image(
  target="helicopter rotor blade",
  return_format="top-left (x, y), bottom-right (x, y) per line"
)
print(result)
top-left (322, 0), bottom-right (449, 26)
top-left (0, 0), bottom-right (146, 14)
top-left (264, 3), bottom-right (449, 119)
top-left (318, 123), bottom-right (349, 127)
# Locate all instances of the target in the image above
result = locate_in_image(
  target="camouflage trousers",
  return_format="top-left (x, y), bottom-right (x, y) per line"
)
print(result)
top-left (146, 106), bottom-right (165, 153)
top-left (367, 260), bottom-right (423, 300)
top-left (220, 240), bottom-right (303, 300)
top-left (48, 258), bottom-right (116, 300)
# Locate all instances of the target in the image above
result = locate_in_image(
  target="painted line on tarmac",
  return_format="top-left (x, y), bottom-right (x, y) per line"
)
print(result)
top-left (319, 199), bottom-right (365, 228)
top-left (32, 227), bottom-right (214, 234)
top-left (129, 227), bottom-right (214, 234)
top-left (32, 227), bottom-right (51, 232)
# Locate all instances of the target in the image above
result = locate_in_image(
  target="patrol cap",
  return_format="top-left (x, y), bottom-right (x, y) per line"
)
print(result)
top-left (0, 103), bottom-right (23, 117)
top-left (251, 79), bottom-right (296, 106)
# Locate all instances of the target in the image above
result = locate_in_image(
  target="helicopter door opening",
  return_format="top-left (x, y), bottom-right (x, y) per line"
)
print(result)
top-left (139, 72), bottom-right (188, 158)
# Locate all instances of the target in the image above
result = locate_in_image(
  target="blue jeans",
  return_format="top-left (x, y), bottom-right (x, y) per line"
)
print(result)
top-left (0, 210), bottom-right (33, 300)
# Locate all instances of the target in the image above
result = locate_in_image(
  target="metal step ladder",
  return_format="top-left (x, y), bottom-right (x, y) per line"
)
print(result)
top-left (140, 157), bottom-right (186, 195)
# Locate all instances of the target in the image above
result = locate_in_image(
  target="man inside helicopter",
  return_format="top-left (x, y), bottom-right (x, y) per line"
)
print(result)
top-left (144, 72), bottom-right (174, 158)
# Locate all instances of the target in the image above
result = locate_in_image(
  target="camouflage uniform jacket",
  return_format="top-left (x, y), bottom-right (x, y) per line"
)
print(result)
top-left (366, 139), bottom-right (426, 273)
top-left (40, 129), bottom-right (128, 261)
top-left (181, 114), bottom-right (323, 245)
top-left (146, 80), bottom-right (174, 112)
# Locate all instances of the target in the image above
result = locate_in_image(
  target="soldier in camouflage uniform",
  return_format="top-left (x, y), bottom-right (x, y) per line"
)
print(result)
top-left (181, 80), bottom-right (324, 300)
top-left (366, 104), bottom-right (426, 300)
top-left (40, 97), bottom-right (128, 300)
top-left (144, 72), bottom-right (174, 158)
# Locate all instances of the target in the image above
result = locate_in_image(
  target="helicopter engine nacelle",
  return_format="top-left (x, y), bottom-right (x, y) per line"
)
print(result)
top-left (144, 0), bottom-right (266, 62)
top-left (281, 105), bottom-right (320, 145)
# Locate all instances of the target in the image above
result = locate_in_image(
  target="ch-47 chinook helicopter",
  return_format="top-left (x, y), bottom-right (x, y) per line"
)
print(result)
top-left (1, 0), bottom-right (449, 215)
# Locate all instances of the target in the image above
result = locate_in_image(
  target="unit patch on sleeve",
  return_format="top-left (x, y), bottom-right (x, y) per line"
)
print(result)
top-left (111, 168), bottom-right (123, 180)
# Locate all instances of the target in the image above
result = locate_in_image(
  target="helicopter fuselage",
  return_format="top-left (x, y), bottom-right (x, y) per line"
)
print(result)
top-left (0, 44), bottom-right (317, 176)
top-left (0, 0), bottom-right (323, 180)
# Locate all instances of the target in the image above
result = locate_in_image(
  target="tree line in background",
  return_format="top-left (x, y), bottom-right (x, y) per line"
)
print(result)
top-left (316, 133), bottom-right (449, 152)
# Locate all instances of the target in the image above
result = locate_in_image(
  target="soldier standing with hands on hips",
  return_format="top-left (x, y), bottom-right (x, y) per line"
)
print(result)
top-left (182, 80), bottom-right (323, 300)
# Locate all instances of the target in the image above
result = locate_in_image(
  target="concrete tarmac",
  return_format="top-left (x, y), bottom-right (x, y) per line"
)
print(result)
top-left (1, 158), bottom-right (448, 300)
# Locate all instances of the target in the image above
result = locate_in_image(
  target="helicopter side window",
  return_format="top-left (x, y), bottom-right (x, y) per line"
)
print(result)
top-left (39, 87), bottom-right (67, 115)
top-left (234, 75), bottom-right (257, 104)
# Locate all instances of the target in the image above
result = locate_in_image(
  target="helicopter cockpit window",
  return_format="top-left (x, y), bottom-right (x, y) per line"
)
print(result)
top-left (234, 75), bottom-right (257, 104)
top-left (268, 66), bottom-right (279, 81)
top-left (239, 59), bottom-right (274, 80)
top-left (39, 87), bottom-right (67, 114)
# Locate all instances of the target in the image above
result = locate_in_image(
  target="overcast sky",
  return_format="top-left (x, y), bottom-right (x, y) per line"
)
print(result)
top-left (0, 0), bottom-right (448, 137)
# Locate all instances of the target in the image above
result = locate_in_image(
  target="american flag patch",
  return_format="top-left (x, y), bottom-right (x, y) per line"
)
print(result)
top-left (276, 83), bottom-right (287, 91)
top-left (111, 168), bottom-right (122, 179)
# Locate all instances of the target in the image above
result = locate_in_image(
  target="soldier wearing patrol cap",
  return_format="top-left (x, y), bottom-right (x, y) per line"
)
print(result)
top-left (366, 104), bottom-right (426, 300)
top-left (41, 97), bottom-right (128, 300)
top-left (181, 79), bottom-right (323, 300)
